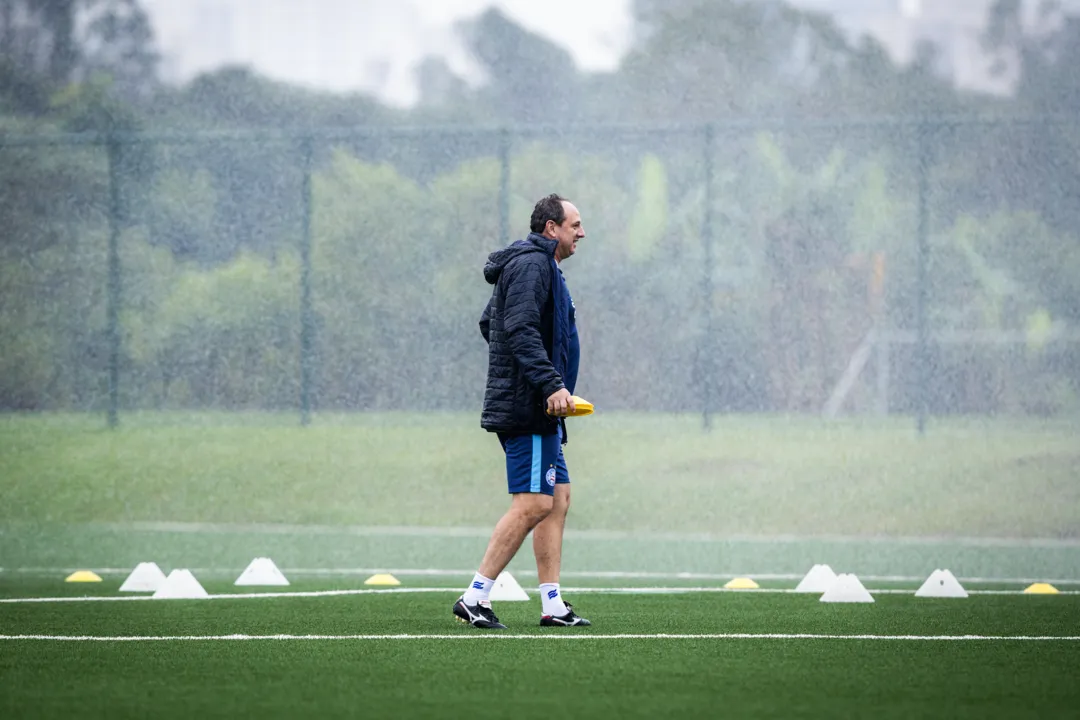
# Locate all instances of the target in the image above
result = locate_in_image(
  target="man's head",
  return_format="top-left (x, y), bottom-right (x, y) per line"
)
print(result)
top-left (530, 193), bottom-right (585, 262)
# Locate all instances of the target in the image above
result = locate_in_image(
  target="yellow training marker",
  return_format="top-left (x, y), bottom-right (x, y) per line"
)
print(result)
top-left (724, 577), bottom-right (760, 590)
top-left (65, 570), bottom-right (103, 583)
top-left (1023, 582), bottom-right (1059, 595)
top-left (364, 573), bottom-right (401, 586)
top-left (548, 396), bottom-right (594, 417)
top-left (568, 396), bottom-right (594, 417)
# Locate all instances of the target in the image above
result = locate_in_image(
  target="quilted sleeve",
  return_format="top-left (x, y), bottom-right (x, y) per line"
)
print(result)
top-left (502, 257), bottom-right (564, 398)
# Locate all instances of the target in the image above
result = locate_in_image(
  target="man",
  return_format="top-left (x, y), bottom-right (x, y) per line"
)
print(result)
top-left (453, 193), bottom-right (590, 629)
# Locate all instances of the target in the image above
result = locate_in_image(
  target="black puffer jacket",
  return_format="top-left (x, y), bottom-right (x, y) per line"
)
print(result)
top-left (479, 234), bottom-right (568, 436)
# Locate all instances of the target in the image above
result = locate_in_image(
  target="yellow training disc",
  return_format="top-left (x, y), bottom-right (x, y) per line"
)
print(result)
top-left (364, 573), bottom-right (401, 586)
top-left (65, 570), bottom-right (103, 583)
top-left (1023, 583), bottom-right (1059, 595)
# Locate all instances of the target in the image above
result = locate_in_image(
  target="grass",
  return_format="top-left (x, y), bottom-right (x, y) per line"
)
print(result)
top-left (2, 411), bottom-right (1077, 718)
top-left (1, 578), bottom-right (1078, 719)
top-left (1, 411), bottom-right (1078, 537)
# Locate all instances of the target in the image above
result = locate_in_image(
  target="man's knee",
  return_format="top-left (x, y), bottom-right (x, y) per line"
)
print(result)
top-left (511, 493), bottom-right (555, 526)
top-left (552, 485), bottom-right (571, 517)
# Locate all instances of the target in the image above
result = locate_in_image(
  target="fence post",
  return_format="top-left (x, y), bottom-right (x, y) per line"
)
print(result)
top-left (701, 123), bottom-right (716, 430)
top-left (299, 137), bottom-right (314, 426)
top-left (915, 122), bottom-right (932, 435)
top-left (106, 136), bottom-right (122, 429)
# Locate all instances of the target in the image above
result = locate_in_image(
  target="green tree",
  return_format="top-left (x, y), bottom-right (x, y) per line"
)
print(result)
top-left (80, 0), bottom-right (159, 100)
top-left (456, 8), bottom-right (582, 124)
top-left (129, 250), bottom-right (299, 409)
top-left (0, 0), bottom-right (158, 97)
top-left (311, 151), bottom-right (434, 409)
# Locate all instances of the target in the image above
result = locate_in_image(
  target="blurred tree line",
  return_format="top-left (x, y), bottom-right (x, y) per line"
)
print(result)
top-left (1, 0), bottom-right (1078, 415)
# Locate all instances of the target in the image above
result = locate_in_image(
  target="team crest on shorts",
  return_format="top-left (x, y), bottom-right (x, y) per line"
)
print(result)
top-left (546, 467), bottom-right (557, 487)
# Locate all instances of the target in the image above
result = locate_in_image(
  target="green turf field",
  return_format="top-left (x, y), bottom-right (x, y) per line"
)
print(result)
top-left (2, 577), bottom-right (1078, 719)
top-left (2, 412), bottom-right (1078, 717)
top-left (2, 411), bottom-right (1078, 535)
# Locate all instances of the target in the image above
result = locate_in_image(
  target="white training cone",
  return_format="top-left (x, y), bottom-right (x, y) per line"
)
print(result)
top-left (489, 571), bottom-right (529, 601)
top-left (820, 573), bottom-right (874, 603)
top-left (234, 557), bottom-right (290, 586)
top-left (795, 564), bottom-right (839, 593)
top-left (915, 569), bottom-right (968, 598)
top-left (119, 562), bottom-right (167, 592)
top-left (152, 569), bottom-right (209, 599)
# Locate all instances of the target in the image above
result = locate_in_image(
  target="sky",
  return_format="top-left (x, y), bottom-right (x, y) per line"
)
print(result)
top-left (140, 0), bottom-right (1080, 105)
top-left (142, 0), bottom-right (634, 106)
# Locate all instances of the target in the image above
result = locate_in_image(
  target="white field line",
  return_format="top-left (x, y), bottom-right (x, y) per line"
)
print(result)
top-left (1, 586), bottom-right (1078, 604)
top-left (18, 520), bottom-right (1080, 548)
top-left (4, 567), bottom-right (1079, 586)
top-left (2, 633), bottom-right (1079, 642)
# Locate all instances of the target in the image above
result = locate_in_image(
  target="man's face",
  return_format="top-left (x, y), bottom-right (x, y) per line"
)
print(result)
top-left (546, 202), bottom-right (585, 262)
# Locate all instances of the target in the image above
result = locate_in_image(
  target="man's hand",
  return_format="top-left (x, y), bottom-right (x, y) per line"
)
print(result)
top-left (546, 388), bottom-right (575, 416)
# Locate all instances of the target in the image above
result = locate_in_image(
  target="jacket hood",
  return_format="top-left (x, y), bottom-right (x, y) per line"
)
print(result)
top-left (483, 233), bottom-right (557, 285)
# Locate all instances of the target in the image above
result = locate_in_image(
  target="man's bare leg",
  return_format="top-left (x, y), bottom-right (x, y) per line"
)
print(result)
top-left (533, 483), bottom-right (570, 584)
top-left (533, 483), bottom-right (575, 618)
top-left (456, 494), bottom-right (553, 628)
top-left (466, 493), bottom-right (553, 601)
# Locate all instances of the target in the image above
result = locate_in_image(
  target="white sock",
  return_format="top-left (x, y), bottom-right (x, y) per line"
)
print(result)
top-left (463, 573), bottom-right (495, 605)
top-left (540, 582), bottom-right (570, 617)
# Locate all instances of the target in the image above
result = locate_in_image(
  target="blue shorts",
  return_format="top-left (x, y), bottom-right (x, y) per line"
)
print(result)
top-left (498, 430), bottom-right (570, 496)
